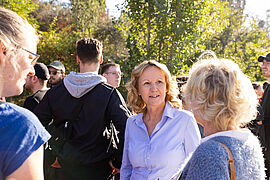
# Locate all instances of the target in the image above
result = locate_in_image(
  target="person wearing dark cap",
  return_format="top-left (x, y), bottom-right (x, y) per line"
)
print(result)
top-left (257, 52), bottom-right (270, 178)
top-left (47, 60), bottom-right (65, 87)
top-left (24, 62), bottom-right (50, 112)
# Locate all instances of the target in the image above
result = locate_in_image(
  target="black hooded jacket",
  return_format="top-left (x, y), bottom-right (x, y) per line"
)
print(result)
top-left (34, 72), bottom-right (130, 168)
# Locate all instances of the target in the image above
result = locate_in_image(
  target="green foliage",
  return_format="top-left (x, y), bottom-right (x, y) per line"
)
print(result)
top-left (119, 0), bottom-right (233, 76)
top-left (4, 0), bottom-right (270, 105)
top-left (32, 0), bottom-right (72, 31)
top-left (38, 20), bottom-right (80, 74)
top-left (222, 20), bottom-right (270, 82)
top-left (0, 0), bottom-right (39, 28)
top-left (118, 0), bottom-right (270, 83)
top-left (70, 0), bottom-right (106, 37)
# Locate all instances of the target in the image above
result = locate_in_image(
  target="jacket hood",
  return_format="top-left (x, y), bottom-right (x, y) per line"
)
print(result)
top-left (63, 71), bottom-right (106, 98)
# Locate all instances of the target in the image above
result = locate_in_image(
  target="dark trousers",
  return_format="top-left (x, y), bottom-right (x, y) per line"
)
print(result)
top-left (49, 159), bottom-right (112, 180)
top-left (44, 146), bottom-right (57, 180)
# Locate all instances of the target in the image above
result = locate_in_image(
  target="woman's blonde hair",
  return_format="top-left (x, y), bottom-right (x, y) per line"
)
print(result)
top-left (182, 58), bottom-right (257, 131)
top-left (126, 60), bottom-right (181, 114)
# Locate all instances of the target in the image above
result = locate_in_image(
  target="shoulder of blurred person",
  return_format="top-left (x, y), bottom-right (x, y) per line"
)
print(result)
top-left (0, 102), bottom-right (50, 179)
top-left (24, 89), bottom-right (49, 112)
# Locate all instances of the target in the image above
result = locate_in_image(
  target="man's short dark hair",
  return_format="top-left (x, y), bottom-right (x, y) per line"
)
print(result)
top-left (100, 63), bottom-right (120, 75)
top-left (76, 38), bottom-right (102, 64)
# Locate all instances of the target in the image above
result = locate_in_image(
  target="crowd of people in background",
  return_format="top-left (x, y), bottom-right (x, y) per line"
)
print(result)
top-left (1, 6), bottom-right (270, 180)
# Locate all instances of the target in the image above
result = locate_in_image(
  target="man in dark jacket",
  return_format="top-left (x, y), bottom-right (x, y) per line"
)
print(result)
top-left (35, 38), bottom-right (131, 180)
top-left (258, 53), bottom-right (270, 178)
top-left (24, 63), bottom-right (50, 112)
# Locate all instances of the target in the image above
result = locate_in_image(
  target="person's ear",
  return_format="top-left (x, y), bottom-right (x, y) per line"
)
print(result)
top-left (76, 56), bottom-right (80, 65)
top-left (0, 41), bottom-right (6, 55)
top-left (0, 41), bottom-right (7, 62)
top-left (32, 76), bottom-right (39, 83)
top-left (99, 55), bottom-right (103, 64)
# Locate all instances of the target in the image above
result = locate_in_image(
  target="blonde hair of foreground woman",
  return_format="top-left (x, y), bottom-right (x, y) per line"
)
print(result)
top-left (182, 58), bottom-right (257, 132)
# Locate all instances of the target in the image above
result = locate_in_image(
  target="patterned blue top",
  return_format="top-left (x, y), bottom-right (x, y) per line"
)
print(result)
top-left (0, 103), bottom-right (50, 179)
top-left (120, 102), bottom-right (201, 180)
top-left (180, 130), bottom-right (265, 179)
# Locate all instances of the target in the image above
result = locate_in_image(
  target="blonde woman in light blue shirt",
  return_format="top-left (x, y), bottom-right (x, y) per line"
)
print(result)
top-left (120, 60), bottom-right (201, 180)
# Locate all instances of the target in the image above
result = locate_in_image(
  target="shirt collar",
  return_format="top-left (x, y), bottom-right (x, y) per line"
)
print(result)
top-left (162, 102), bottom-right (175, 119)
top-left (133, 102), bottom-right (175, 125)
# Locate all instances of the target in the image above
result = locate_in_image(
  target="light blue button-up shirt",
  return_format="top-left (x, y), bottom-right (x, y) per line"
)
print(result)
top-left (120, 102), bottom-right (201, 180)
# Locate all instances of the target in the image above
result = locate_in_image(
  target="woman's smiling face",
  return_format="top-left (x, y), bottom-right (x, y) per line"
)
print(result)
top-left (138, 66), bottom-right (167, 108)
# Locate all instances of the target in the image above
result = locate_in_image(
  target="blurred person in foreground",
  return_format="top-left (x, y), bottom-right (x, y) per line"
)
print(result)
top-left (177, 58), bottom-right (265, 179)
top-left (101, 63), bottom-right (122, 88)
top-left (0, 7), bottom-right (50, 179)
top-left (120, 60), bottom-right (201, 180)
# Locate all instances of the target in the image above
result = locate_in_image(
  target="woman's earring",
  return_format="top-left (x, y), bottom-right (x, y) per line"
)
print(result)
top-left (1, 45), bottom-right (7, 55)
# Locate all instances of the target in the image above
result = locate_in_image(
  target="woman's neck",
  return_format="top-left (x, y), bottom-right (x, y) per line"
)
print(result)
top-left (144, 102), bottom-right (166, 123)
top-left (204, 125), bottom-right (219, 137)
top-left (143, 103), bottom-right (165, 136)
top-left (203, 121), bottom-right (238, 137)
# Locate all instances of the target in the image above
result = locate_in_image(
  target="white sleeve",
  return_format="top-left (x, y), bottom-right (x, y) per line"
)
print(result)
top-left (184, 115), bottom-right (201, 156)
